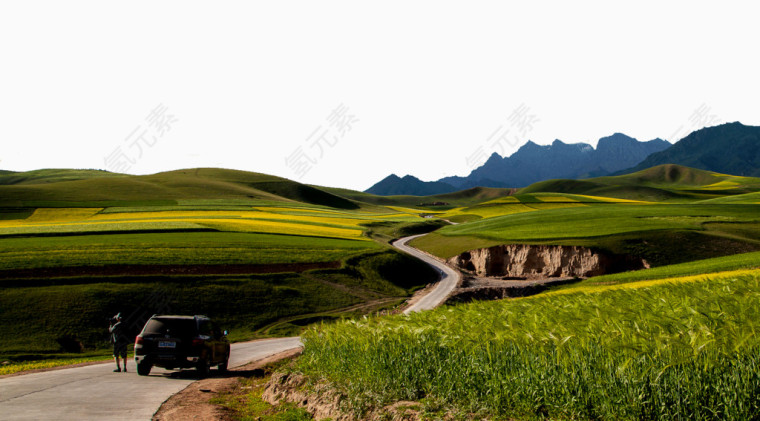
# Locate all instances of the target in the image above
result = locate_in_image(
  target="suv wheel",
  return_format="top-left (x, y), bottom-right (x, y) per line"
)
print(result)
top-left (217, 356), bottom-right (229, 373)
top-left (137, 361), bottom-right (152, 376)
top-left (196, 359), bottom-right (210, 377)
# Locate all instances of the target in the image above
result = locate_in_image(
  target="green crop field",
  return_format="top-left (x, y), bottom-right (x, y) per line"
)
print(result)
top-left (0, 168), bottom-right (441, 367)
top-left (412, 203), bottom-right (760, 267)
top-left (297, 269), bottom-right (760, 419)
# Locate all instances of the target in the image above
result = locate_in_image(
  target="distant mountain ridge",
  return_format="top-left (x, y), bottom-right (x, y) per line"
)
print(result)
top-left (366, 133), bottom-right (671, 195)
top-left (365, 174), bottom-right (457, 196)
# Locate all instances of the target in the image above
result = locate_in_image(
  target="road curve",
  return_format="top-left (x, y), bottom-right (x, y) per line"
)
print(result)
top-left (0, 337), bottom-right (302, 421)
top-left (0, 235), bottom-right (456, 420)
top-left (392, 234), bottom-right (461, 314)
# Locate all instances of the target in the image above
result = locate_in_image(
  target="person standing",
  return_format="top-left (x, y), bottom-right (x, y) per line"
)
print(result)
top-left (109, 313), bottom-right (128, 372)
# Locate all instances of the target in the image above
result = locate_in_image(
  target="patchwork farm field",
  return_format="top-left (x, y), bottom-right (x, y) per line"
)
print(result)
top-left (0, 169), bottom-right (439, 365)
top-left (0, 206), bottom-right (398, 272)
top-left (414, 203), bottom-right (760, 264)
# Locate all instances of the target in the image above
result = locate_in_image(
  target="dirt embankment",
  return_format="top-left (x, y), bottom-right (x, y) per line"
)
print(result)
top-left (446, 277), bottom-right (579, 304)
top-left (263, 372), bottom-right (424, 420)
top-left (448, 244), bottom-right (648, 279)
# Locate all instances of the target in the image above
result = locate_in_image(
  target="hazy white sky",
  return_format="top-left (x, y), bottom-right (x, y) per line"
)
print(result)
top-left (1, 1), bottom-right (758, 191)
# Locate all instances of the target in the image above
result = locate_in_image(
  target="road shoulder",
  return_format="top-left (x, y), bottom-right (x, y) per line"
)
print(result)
top-left (153, 348), bottom-right (302, 421)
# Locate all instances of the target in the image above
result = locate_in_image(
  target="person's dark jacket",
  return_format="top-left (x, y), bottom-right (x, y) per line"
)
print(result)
top-left (109, 321), bottom-right (128, 345)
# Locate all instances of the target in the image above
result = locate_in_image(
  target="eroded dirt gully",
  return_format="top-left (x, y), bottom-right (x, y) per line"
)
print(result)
top-left (444, 244), bottom-right (649, 303)
top-left (448, 244), bottom-right (648, 279)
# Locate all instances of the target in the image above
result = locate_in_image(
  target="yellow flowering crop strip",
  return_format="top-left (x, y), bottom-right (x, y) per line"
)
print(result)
top-left (537, 268), bottom-right (760, 300)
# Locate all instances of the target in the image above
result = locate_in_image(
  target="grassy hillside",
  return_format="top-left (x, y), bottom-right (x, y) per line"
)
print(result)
top-left (0, 248), bottom-right (437, 361)
top-left (321, 186), bottom-right (513, 209)
top-left (297, 269), bottom-right (760, 419)
top-left (0, 169), bottom-right (444, 363)
top-left (0, 169), bottom-right (126, 185)
top-left (622, 122), bottom-right (760, 177)
top-left (0, 168), bottom-right (363, 209)
top-left (398, 165), bottom-right (760, 267)
top-left (698, 191), bottom-right (760, 204)
top-left (413, 203), bottom-right (760, 267)
top-left (520, 164), bottom-right (760, 202)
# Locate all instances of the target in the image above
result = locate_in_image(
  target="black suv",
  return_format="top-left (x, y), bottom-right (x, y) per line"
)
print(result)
top-left (134, 315), bottom-right (230, 376)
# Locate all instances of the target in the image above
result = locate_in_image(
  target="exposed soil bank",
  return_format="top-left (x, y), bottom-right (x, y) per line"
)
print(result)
top-left (263, 372), bottom-right (426, 420)
top-left (448, 244), bottom-right (648, 279)
top-left (446, 277), bottom-right (579, 304)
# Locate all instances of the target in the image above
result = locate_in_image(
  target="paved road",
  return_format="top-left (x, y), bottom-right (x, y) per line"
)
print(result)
top-left (0, 235), bottom-right (456, 420)
top-left (0, 337), bottom-right (302, 421)
top-left (392, 234), bottom-right (462, 314)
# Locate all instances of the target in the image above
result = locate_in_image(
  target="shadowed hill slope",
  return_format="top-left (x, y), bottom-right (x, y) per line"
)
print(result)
top-left (322, 185), bottom-right (513, 208)
top-left (0, 168), bottom-right (360, 209)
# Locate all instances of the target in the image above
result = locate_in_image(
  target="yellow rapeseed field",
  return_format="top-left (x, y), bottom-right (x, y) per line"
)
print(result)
top-left (538, 268), bottom-right (760, 299)
top-left (0, 207), bottom-right (369, 240)
top-left (23, 208), bottom-right (103, 222)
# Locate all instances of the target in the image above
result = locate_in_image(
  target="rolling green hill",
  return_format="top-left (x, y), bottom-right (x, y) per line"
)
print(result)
top-left (414, 203), bottom-right (760, 266)
top-left (0, 168), bottom-right (444, 364)
top-left (697, 191), bottom-right (760, 204)
top-left (519, 164), bottom-right (760, 201)
top-left (0, 168), bottom-right (362, 209)
top-left (0, 169), bottom-right (125, 185)
top-left (321, 185), bottom-right (513, 209)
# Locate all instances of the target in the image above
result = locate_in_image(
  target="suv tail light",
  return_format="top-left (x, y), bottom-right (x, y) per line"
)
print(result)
top-left (135, 336), bottom-right (144, 345)
top-left (191, 338), bottom-right (204, 347)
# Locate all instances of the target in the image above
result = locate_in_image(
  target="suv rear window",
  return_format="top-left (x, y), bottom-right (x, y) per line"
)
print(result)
top-left (142, 318), bottom-right (197, 337)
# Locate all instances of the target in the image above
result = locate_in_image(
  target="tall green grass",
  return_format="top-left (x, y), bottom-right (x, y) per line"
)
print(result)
top-left (297, 272), bottom-right (760, 419)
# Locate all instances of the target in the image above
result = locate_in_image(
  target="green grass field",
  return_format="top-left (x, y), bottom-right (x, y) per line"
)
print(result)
top-left (0, 169), bottom-right (440, 364)
top-left (412, 203), bottom-right (760, 267)
top-left (297, 269), bottom-right (760, 419)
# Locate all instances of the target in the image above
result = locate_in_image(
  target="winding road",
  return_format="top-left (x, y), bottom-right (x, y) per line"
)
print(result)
top-left (0, 234), bottom-right (458, 420)
top-left (392, 234), bottom-right (461, 313)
